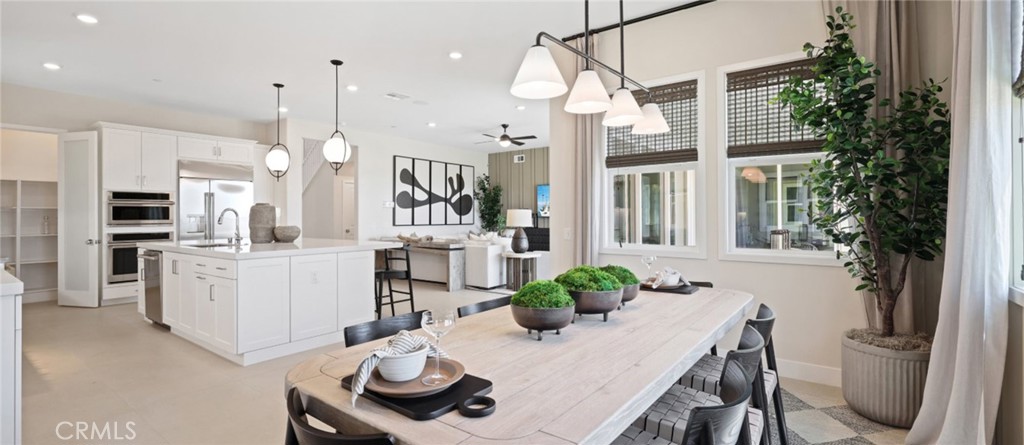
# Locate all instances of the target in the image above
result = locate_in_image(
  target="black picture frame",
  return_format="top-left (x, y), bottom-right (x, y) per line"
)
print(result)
top-left (393, 155), bottom-right (476, 226)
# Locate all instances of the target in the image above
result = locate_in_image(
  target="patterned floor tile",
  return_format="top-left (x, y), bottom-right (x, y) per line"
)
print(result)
top-left (816, 437), bottom-right (875, 445)
top-left (820, 405), bottom-right (893, 435)
top-left (786, 410), bottom-right (859, 444)
top-left (781, 388), bottom-right (815, 412)
top-left (862, 428), bottom-right (909, 445)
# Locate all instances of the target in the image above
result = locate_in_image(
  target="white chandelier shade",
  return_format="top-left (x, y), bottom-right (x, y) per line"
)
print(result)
top-left (510, 45), bottom-right (568, 100)
top-left (602, 88), bottom-right (644, 126)
top-left (564, 70), bottom-right (612, 114)
top-left (631, 103), bottom-right (670, 135)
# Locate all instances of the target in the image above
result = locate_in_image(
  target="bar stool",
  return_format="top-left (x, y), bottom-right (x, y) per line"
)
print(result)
top-left (678, 304), bottom-right (786, 445)
top-left (374, 246), bottom-right (415, 320)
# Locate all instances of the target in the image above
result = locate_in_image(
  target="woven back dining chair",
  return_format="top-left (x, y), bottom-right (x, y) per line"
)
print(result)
top-left (286, 387), bottom-right (395, 445)
top-left (343, 310), bottom-right (425, 347)
top-left (745, 304), bottom-right (787, 445)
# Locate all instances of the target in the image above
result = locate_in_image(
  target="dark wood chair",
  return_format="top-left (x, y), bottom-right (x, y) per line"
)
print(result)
top-left (285, 387), bottom-right (395, 445)
top-left (343, 311), bottom-right (426, 347)
top-left (375, 246), bottom-right (415, 320)
top-left (456, 296), bottom-right (512, 317)
top-left (746, 304), bottom-right (788, 445)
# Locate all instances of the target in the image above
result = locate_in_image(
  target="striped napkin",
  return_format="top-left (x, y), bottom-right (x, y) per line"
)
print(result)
top-left (350, 330), bottom-right (448, 406)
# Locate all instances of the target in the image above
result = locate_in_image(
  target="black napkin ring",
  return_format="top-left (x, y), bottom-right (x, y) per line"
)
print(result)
top-left (458, 396), bottom-right (496, 417)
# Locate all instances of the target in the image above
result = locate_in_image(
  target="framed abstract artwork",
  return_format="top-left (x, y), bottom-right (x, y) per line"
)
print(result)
top-left (393, 155), bottom-right (475, 226)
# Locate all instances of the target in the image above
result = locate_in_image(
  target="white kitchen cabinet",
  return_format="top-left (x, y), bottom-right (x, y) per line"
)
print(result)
top-left (290, 254), bottom-right (338, 341)
top-left (338, 251), bottom-right (376, 329)
top-left (162, 253), bottom-right (190, 328)
top-left (193, 273), bottom-right (214, 344)
top-left (101, 128), bottom-right (177, 192)
top-left (178, 137), bottom-right (253, 165)
top-left (193, 273), bottom-right (236, 353)
top-left (140, 132), bottom-right (176, 191)
top-left (178, 259), bottom-right (197, 335)
top-left (236, 258), bottom-right (289, 353)
top-left (102, 128), bottom-right (142, 191)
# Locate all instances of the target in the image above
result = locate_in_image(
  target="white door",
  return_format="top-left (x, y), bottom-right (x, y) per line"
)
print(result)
top-left (215, 142), bottom-right (253, 164)
top-left (101, 128), bottom-right (141, 191)
top-left (290, 254), bottom-right (338, 341)
top-left (58, 131), bottom-right (100, 307)
top-left (140, 133), bottom-right (176, 191)
top-left (211, 276), bottom-right (236, 353)
top-left (193, 273), bottom-right (214, 344)
top-left (177, 137), bottom-right (218, 161)
top-left (340, 177), bottom-right (356, 240)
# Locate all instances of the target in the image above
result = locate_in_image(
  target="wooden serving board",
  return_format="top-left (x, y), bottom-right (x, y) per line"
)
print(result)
top-left (342, 373), bottom-right (493, 421)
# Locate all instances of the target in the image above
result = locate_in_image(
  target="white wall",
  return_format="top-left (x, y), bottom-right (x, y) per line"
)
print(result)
top-left (549, 0), bottom-right (953, 385)
top-left (0, 129), bottom-right (58, 181)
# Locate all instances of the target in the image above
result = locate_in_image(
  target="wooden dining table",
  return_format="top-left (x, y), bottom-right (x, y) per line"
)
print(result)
top-left (285, 288), bottom-right (755, 445)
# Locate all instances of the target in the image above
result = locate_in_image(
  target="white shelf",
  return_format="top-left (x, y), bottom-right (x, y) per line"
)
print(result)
top-left (5, 180), bottom-right (59, 299)
top-left (20, 259), bottom-right (57, 265)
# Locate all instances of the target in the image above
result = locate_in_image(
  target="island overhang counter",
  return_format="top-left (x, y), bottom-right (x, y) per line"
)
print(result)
top-left (136, 238), bottom-right (402, 366)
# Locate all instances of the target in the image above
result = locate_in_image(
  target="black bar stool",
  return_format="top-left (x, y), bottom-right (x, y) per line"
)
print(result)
top-left (374, 246), bottom-right (415, 320)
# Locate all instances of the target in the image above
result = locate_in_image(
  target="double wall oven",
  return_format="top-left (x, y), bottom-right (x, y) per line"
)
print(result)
top-left (107, 191), bottom-right (174, 226)
top-left (106, 191), bottom-right (175, 286)
top-left (107, 232), bottom-right (172, 284)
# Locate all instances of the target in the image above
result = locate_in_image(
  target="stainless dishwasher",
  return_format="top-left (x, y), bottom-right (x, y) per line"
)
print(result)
top-left (137, 249), bottom-right (167, 327)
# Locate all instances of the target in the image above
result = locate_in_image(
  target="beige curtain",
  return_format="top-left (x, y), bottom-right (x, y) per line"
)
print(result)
top-left (571, 36), bottom-right (604, 267)
top-left (821, 0), bottom-right (940, 335)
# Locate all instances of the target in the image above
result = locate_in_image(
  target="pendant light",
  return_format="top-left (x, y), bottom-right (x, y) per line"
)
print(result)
top-left (564, 0), bottom-right (612, 114)
top-left (632, 102), bottom-right (670, 134)
top-left (265, 83), bottom-right (290, 181)
top-left (511, 46), bottom-right (568, 99)
top-left (323, 59), bottom-right (353, 175)
top-left (602, 0), bottom-right (643, 126)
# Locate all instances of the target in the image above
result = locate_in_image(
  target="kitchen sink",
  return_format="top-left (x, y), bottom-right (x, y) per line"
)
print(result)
top-left (189, 242), bottom-right (246, 248)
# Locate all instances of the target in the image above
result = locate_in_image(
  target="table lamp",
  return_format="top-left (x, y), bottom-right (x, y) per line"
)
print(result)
top-left (506, 209), bottom-right (534, 253)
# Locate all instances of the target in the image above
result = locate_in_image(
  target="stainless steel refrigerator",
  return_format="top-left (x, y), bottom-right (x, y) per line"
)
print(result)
top-left (178, 161), bottom-right (255, 241)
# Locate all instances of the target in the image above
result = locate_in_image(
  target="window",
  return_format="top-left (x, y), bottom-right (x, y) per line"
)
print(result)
top-left (604, 77), bottom-right (703, 254)
top-left (724, 58), bottom-right (834, 256)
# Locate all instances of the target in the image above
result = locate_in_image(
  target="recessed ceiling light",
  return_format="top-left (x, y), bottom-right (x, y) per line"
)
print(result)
top-left (278, 107), bottom-right (288, 113)
top-left (427, 122), bottom-right (437, 128)
top-left (75, 13), bottom-right (98, 24)
top-left (516, 105), bottom-right (527, 111)
top-left (42, 63), bottom-right (61, 71)
top-left (448, 51), bottom-right (463, 60)
top-left (346, 85), bottom-right (358, 92)
top-left (151, 78), bottom-right (162, 83)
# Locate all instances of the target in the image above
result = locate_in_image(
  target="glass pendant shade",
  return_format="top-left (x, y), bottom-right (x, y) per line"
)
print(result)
top-left (631, 103), bottom-right (670, 135)
top-left (564, 70), bottom-right (612, 114)
top-left (323, 134), bottom-right (352, 164)
top-left (602, 88), bottom-right (644, 126)
top-left (265, 144), bottom-right (290, 176)
top-left (510, 45), bottom-right (568, 99)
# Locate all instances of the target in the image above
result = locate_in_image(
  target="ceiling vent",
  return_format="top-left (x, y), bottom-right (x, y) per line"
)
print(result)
top-left (513, 154), bottom-right (526, 164)
top-left (384, 92), bottom-right (411, 101)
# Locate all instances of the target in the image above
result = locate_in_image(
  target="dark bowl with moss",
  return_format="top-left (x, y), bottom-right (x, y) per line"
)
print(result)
top-left (510, 280), bottom-right (576, 341)
top-left (601, 265), bottom-right (641, 303)
top-left (554, 266), bottom-right (623, 322)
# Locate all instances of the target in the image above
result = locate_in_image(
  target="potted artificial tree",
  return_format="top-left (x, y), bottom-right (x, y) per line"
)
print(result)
top-left (601, 265), bottom-right (641, 304)
top-left (776, 8), bottom-right (949, 428)
top-left (510, 280), bottom-right (576, 341)
top-left (474, 174), bottom-right (504, 235)
top-left (555, 265), bottom-right (624, 322)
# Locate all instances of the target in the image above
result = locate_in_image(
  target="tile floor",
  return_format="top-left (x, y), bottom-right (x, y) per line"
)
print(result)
top-left (20, 282), bottom-right (903, 445)
top-left (772, 379), bottom-right (909, 445)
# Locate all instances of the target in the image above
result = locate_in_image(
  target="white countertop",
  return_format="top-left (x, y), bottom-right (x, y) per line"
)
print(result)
top-left (137, 238), bottom-right (403, 260)
top-left (0, 270), bottom-right (24, 297)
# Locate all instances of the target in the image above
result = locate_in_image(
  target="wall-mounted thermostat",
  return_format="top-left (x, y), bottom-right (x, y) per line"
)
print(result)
top-left (513, 154), bottom-right (526, 164)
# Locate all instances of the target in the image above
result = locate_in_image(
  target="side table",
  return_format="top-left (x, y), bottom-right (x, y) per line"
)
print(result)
top-left (502, 251), bottom-right (541, 291)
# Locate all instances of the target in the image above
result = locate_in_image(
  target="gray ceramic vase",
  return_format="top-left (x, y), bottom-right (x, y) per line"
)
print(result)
top-left (568, 289), bottom-right (624, 322)
top-left (273, 225), bottom-right (301, 243)
top-left (249, 203), bottom-right (276, 244)
top-left (510, 305), bottom-right (575, 341)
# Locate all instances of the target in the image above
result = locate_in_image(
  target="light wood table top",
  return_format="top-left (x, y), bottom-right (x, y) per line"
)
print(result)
top-left (286, 288), bottom-right (755, 445)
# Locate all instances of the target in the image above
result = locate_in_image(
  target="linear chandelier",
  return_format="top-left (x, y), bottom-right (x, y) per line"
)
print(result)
top-left (510, 0), bottom-right (669, 134)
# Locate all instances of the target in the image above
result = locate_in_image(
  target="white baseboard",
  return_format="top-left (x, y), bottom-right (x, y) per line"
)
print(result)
top-left (22, 290), bottom-right (56, 304)
top-left (777, 358), bottom-right (842, 387)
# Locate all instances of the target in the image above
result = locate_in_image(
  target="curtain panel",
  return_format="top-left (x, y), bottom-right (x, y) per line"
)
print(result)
top-left (572, 35), bottom-right (603, 267)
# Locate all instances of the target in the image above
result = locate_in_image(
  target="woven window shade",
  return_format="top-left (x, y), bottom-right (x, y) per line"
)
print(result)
top-left (726, 58), bottom-right (823, 158)
top-left (605, 80), bottom-right (699, 168)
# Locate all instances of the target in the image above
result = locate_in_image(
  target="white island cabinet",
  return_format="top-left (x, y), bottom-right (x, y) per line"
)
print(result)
top-left (0, 271), bottom-right (23, 445)
top-left (139, 239), bottom-right (400, 366)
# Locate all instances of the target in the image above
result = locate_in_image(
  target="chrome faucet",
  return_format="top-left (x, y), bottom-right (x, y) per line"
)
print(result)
top-left (217, 208), bottom-right (242, 245)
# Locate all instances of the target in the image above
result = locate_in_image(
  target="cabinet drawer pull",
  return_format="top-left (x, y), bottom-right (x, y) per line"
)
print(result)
top-left (215, 266), bottom-right (228, 271)
top-left (196, 263), bottom-right (207, 267)
top-left (172, 259), bottom-right (178, 275)
top-left (210, 284), bottom-right (215, 301)
top-left (195, 275), bottom-right (207, 281)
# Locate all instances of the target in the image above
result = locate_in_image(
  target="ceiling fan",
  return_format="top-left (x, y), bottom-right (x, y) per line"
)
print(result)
top-left (478, 124), bottom-right (536, 147)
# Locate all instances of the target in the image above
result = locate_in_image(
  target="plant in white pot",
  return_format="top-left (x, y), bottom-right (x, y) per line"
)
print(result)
top-left (474, 174), bottom-right (504, 234)
top-left (776, 7), bottom-right (950, 428)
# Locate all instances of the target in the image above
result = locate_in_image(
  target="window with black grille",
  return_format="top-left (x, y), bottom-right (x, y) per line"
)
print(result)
top-left (726, 58), bottom-right (823, 158)
top-left (605, 79), bottom-right (698, 168)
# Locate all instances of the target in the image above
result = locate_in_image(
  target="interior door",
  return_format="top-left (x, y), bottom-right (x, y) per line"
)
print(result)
top-left (58, 131), bottom-right (100, 307)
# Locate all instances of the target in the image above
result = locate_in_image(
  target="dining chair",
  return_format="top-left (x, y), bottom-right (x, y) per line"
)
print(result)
top-left (679, 305), bottom-right (783, 445)
top-left (286, 387), bottom-right (395, 445)
top-left (375, 246), bottom-right (415, 320)
top-left (343, 310), bottom-right (426, 347)
top-left (456, 295), bottom-right (512, 317)
top-left (615, 360), bottom-right (757, 445)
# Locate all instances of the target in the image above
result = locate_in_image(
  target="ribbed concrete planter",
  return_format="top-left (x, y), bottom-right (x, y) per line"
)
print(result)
top-left (841, 335), bottom-right (930, 428)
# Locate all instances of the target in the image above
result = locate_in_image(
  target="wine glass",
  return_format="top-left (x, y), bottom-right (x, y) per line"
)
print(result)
top-left (421, 309), bottom-right (457, 386)
top-left (641, 255), bottom-right (657, 279)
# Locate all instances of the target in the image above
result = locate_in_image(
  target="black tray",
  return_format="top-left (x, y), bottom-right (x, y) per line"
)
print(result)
top-left (342, 373), bottom-right (493, 421)
top-left (642, 284), bottom-right (701, 294)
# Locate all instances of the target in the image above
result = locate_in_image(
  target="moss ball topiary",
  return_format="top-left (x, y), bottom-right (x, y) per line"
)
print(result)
top-left (511, 280), bottom-right (575, 309)
top-left (600, 265), bottom-right (640, 286)
top-left (554, 265), bottom-right (623, 292)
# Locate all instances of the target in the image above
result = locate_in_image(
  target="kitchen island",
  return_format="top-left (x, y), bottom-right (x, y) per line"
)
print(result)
top-left (136, 238), bottom-right (402, 366)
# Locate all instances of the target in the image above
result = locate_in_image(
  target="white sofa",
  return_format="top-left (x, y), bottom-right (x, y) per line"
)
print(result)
top-left (465, 238), bottom-right (512, 289)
